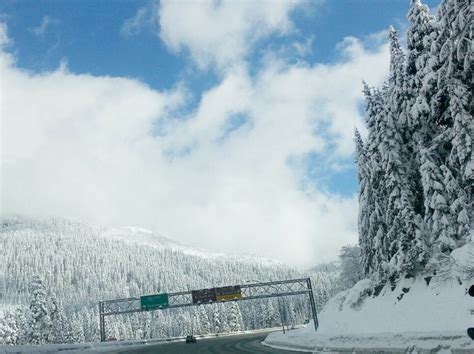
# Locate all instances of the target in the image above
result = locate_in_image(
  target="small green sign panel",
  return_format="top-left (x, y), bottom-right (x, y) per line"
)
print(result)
top-left (140, 293), bottom-right (169, 310)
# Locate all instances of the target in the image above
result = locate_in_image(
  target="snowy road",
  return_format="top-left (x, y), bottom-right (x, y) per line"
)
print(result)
top-left (110, 331), bottom-right (308, 353)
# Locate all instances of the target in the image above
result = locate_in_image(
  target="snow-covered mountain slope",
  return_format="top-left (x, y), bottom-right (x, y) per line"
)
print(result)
top-left (1, 216), bottom-right (341, 344)
top-left (1, 215), bottom-right (294, 306)
top-left (100, 225), bottom-right (282, 267)
top-left (316, 240), bottom-right (474, 335)
top-left (0, 216), bottom-right (333, 307)
top-left (264, 240), bottom-right (474, 352)
top-left (100, 226), bottom-right (182, 248)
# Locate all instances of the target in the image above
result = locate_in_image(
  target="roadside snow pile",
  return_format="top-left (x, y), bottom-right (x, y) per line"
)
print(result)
top-left (317, 244), bottom-right (473, 335)
top-left (0, 338), bottom-right (171, 353)
top-left (264, 329), bottom-right (473, 353)
top-left (265, 241), bottom-right (474, 352)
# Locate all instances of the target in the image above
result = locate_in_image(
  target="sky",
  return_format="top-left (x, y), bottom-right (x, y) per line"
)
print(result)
top-left (0, 0), bottom-right (441, 268)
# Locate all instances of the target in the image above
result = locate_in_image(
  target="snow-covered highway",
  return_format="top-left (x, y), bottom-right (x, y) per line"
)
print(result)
top-left (109, 331), bottom-right (306, 354)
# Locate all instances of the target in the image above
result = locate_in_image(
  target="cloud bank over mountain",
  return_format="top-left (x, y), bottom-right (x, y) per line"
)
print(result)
top-left (1, 5), bottom-right (389, 267)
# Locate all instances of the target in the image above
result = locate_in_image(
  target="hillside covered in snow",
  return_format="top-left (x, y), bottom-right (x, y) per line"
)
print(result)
top-left (265, 239), bottom-right (474, 351)
top-left (0, 216), bottom-right (339, 345)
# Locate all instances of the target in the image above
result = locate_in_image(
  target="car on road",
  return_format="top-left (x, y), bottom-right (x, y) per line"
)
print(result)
top-left (186, 335), bottom-right (197, 343)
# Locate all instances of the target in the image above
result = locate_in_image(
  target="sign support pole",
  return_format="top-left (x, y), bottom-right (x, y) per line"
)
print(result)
top-left (99, 301), bottom-right (106, 342)
top-left (306, 278), bottom-right (319, 331)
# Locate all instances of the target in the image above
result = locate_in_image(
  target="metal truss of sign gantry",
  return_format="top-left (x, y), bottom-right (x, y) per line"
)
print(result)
top-left (99, 277), bottom-right (319, 342)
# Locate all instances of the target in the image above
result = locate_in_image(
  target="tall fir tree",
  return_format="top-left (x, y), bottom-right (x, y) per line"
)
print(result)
top-left (227, 302), bottom-right (243, 332)
top-left (420, 147), bottom-right (451, 251)
top-left (0, 310), bottom-right (18, 345)
top-left (197, 305), bottom-right (211, 334)
top-left (383, 28), bottom-right (426, 276)
top-left (49, 295), bottom-right (67, 344)
top-left (441, 165), bottom-right (470, 249)
top-left (406, 0), bottom-right (439, 217)
top-left (446, 81), bottom-right (473, 211)
top-left (406, 0), bottom-right (439, 131)
top-left (357, 0), bottom-right (472, 283)
top-left (27, 275), bottom-right (51, 344)
top-left (362, 84), bottom-right (389, 277)
top-left (355, 128), bottom-right (372, 276)
top-left (431, 0), bottom-right (472, 237)
top-left (14, 308), bottom-right (28, 345)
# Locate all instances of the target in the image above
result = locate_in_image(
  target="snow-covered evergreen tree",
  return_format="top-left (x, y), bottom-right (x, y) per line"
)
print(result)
top-left (441, 165), bottom-right (470, 248)
top-left (68, 312), bottom-right (85, 343)
top-left (446, 81), bottom-right (473, 209)
top-left (82, 310), bottom-right (99, 343)
top-left (355, 128), bottom-right (372, 276)
top-left (420, 146), bottom-right (446, 248)
top-left (338, 245), bottom-right (363, 288)
top-left (14, 308), bottom-right (28, 345)
top-left (197, 305), bottom-right (211, 335)
top-left (407, 0), bottom-right (438, 133)
top-left (361, 84), bottom-right (388, 277)
top-left (357, 0), bottom-right (471, 283)
top-left (49, 296), bottom-right (67, 344)
top-left (0, 310), bottom-right (18, 345)
top-left (286, 301), bottom-right (298, 327)
top-left (152, 311), bottom-right (168, 339)
top-left (266, 301), bottom-right (279, 328)
top-left (189, 308), bottom-right (199, 336)
top-left (212, 304), bottom-right (223, 333)
top-left (405, 0), bottom-right (436, 220)
top-left (227, 302), bottom-right (243, 332)
top-left (27, 275), bottom-right (51, 344)
top-left (433, 0), bottom-right (472, 89)
top-left (218, 303), bottom-right (230, 333)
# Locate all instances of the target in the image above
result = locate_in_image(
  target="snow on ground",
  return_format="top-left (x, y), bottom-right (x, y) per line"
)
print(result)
top-left (0, 339), bottom-right (169, 353)
top-left (265, 241), bottom-right (474, 352)
top-left (264, 328), bottom-right (473, 353)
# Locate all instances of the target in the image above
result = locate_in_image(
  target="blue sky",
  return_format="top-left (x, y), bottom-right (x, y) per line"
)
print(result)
top-left (1, 0), bottom-right (441, 266)
top-left (2, 0), bottom-right (439, 90)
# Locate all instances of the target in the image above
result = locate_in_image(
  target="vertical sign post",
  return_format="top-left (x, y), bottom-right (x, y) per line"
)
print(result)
top-left (99, 301), bottom-right (106, 342)
top-left (468, 285), bottom-right (474, 340)
top-left (306, 278), bottom-right (319, 331)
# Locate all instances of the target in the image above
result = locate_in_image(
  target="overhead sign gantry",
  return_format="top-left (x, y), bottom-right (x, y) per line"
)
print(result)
top-left (99, 277), bottom-right (318, 342)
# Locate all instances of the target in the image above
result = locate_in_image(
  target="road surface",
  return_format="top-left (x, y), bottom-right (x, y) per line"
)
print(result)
top-left (112, 331), bottom-right (307, 353)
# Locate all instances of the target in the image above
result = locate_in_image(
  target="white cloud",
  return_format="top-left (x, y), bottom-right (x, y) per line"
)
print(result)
top-left (0, 22), bottom-right (11, 47)
top-left (158, 0), bottom-right (303, 70)
top-left (31, 16), bottom-right (58, 37)
top-left (0, 23), bottom-right (389, 268)
top-left (292, 36), bottom-right (314, 57)
top-left (121, 6), bottom-right (153, 38)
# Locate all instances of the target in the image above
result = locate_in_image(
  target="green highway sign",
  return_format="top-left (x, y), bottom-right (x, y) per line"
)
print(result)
top-left (140, 293), bottom-right (169, 310)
